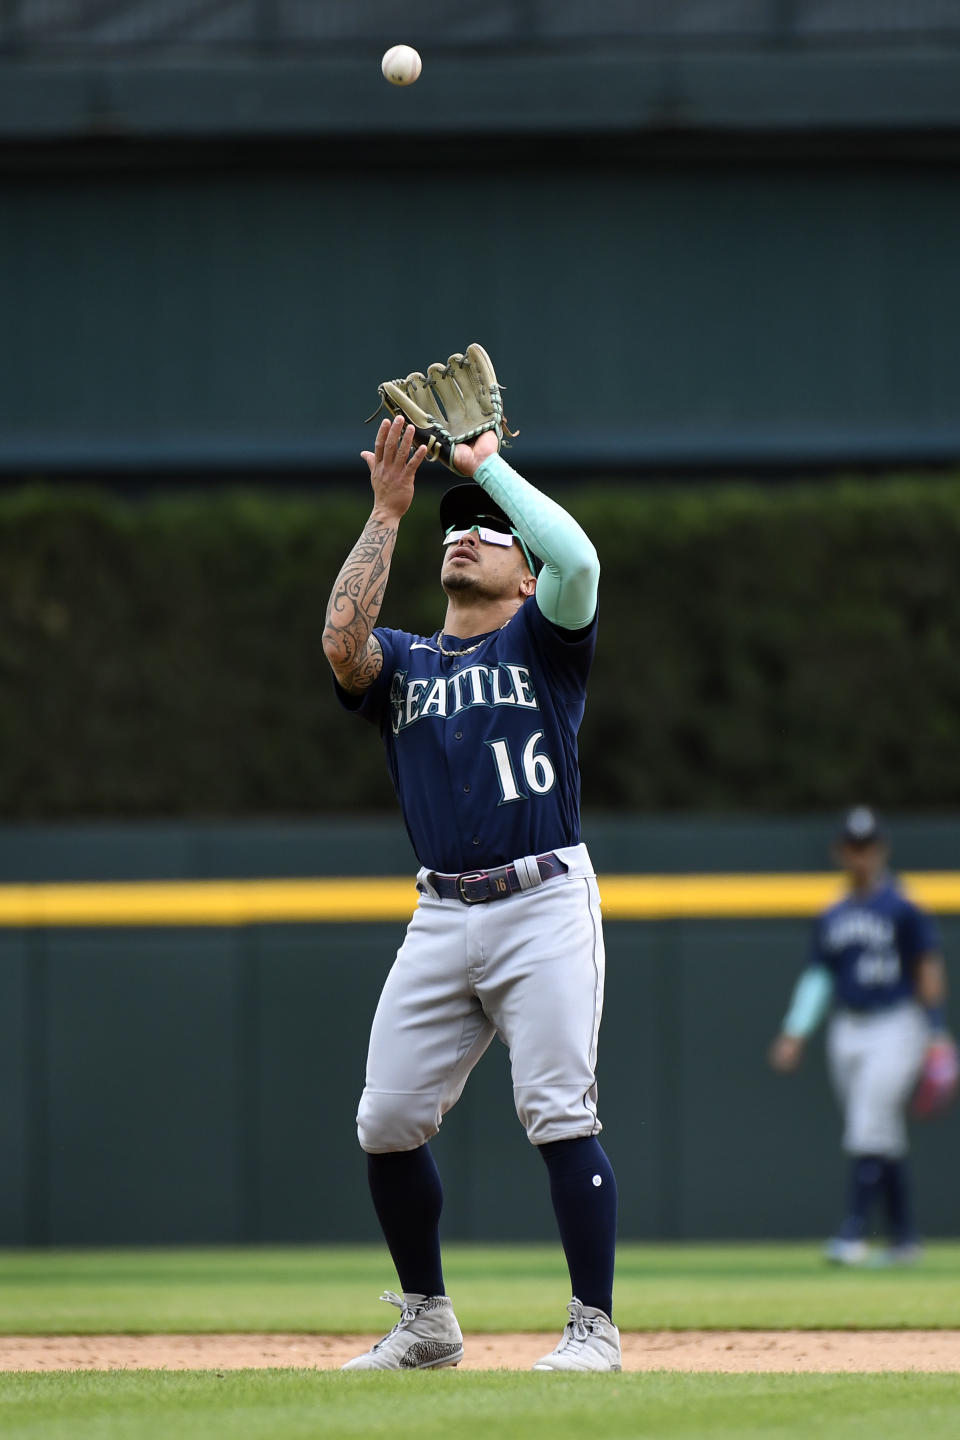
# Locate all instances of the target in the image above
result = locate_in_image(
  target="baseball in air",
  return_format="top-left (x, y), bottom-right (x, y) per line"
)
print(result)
top-left (382, 45), bottom-right (422, 87)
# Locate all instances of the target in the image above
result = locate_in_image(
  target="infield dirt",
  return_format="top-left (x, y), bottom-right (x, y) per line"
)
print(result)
top-left (1, 1331), bottom-right (958, 1373)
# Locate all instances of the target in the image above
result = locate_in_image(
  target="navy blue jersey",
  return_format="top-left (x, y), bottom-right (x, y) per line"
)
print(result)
top-left (336, 597), bottom-right (597, 873)
top-left (813, 880), bottom-right (939, 1013)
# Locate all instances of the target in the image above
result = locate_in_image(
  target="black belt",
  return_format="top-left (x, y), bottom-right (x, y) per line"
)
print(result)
top-left (423, 851), bottom-right (568, 905)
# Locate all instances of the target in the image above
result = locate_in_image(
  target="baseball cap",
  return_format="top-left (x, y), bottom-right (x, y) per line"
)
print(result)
top-left (837, 805), bottom-right (884, 846)
top-left (439, 482), bottom-right (542, 574)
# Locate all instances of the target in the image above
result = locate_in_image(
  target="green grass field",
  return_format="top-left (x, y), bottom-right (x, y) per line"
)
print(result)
top-left (1, 1243), bottom-right (959, 1440)
top-left (1, 1242), bottom-right (959, 1333)
top-left (3, 1372), bottom-right (960, 1440)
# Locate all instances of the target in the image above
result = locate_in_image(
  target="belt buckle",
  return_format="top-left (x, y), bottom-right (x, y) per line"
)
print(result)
top-left (457, 871), bottom-right (487, 904)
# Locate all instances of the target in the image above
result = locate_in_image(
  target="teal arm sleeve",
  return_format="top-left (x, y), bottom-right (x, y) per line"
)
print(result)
top-left (782, 966), bottom-right (833, 1039)
top-left (473, 453), bottom-right (600, 629)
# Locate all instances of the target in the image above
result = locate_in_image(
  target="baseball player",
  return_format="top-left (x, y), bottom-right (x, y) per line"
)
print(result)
top-left (321, 403), bottom-right (619, 1371)
top-left (769, 806), bottom-right (951, 1265)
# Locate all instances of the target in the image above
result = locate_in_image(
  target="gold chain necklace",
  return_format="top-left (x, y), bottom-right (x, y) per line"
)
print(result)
top-left (434, 621), bottom-right (508, 658)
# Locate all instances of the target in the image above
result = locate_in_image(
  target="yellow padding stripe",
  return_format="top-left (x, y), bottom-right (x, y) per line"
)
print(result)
top-left (599, 873), bottom-right (960, 918)
top-left (0, 878), bottom-right (416, 927)
top-left (0, 872), bottom-right (958, 926)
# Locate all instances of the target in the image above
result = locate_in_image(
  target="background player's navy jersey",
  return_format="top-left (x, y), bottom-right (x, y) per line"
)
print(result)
top-left (336, 597), bottom-right (597, 873)
top-left (813, 879), bottom-right (939, 1013)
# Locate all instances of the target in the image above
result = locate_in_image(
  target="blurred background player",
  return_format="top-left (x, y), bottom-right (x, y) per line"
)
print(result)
top-left (768, 806), bottom-right (951, 1265)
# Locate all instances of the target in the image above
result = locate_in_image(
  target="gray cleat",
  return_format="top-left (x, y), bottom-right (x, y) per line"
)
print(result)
top-left (341, 1291), bottom-right (464, 1371)
top-left (532, 1297), bottom-right (622, 1372)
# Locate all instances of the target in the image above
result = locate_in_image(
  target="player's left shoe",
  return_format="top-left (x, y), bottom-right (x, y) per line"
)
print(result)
top-left (531, 1298), bottom-right (622, 1372)
top-left (887, 1242), bottom-right (923, 1265)
top-left (869, 1242), bottom-right (923, 1268)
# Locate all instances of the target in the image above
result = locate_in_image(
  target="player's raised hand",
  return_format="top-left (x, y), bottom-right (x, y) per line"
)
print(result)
top-left (451, 429), bottom-right (500, 478)
top-left (362, 417), bottom-right (427, 519)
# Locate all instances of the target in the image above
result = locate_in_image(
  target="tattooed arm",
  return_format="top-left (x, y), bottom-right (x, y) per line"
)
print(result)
top-left (322, 417), bottom-right (427, 694)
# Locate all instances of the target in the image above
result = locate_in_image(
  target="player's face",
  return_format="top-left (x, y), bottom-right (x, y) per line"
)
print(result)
top-left (440, 524), bottom-right (534, 600)
top-left (836, 839), bottom-right (888, 889)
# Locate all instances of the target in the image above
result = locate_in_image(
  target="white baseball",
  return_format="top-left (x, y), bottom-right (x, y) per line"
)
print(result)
top-left (381, 45), bottom-right (422, 87)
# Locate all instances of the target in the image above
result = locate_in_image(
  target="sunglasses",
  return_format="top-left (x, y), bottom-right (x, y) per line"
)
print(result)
top-left (443, 523), bottom-right (536, 575)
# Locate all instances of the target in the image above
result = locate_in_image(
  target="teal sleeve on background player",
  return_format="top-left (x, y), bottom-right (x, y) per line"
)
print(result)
top-left (782, 965), bottom-right (834, 1038)
top-left (474, 453), bottom-right (600, 630)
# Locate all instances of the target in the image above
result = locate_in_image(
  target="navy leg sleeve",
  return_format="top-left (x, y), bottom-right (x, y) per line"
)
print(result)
top-left (539, 1135), bottom-right (618, 1319)
top-left (367, 1144), bottom-right (446, 1297)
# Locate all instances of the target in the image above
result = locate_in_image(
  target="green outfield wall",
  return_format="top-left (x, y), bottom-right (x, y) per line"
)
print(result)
top-left (1, 157), bottom-right (958, 476)
top-left (3, 14), bottom-right (960, 476)
top-left (1, 816), bottom-right (958, 1247)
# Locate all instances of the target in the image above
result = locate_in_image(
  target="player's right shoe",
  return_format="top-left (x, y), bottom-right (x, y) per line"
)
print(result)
top-left (531, 1298), bottom-right (622, 1371)
top-left (340, 1291), bottom-right (464, 1371)
top-left (823, 1236), bottom-right (869, 1266)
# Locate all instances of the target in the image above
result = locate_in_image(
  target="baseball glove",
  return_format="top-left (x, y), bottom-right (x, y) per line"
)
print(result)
top-left (368, 343), bottom-right (513, 475)
top-left (911, 1036), bottom-right (960, 1120)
